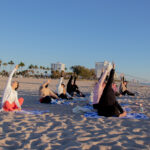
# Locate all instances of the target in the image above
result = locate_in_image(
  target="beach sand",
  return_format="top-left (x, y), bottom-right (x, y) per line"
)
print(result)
top-left (0, 77), bottom-right (150, 150)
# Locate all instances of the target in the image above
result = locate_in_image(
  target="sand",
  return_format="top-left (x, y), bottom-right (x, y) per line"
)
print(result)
top-left (0, 77), bottom-right (150, 150)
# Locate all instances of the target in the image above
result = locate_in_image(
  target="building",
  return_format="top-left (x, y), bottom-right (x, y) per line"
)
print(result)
top-left (95, 61), bottom-right (119, 80)
top-left (95, 61), bottom-right (110, 78)
top-left (51, 62), bottom-right (65, 72)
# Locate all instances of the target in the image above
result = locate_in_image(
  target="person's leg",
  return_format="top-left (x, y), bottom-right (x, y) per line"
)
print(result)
top-left (13, 98), bottom-right (24, 110)
top-left (126, 90), bottom-right (135, 96)
top-left (67, 76), bottom-right (73, 94)
top-left (40, 96), bottom-right (51, 103)
top-left (93, 104), bottom-right (99, 110)
top-left (59, 94), bottom-right (68, 100)
top-left (3, 101), bottom-right (14, 111)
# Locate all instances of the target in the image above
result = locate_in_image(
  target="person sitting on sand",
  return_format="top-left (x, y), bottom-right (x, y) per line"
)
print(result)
top-left (92, 63), bottom-right (112, 110)
top-left (119, 75), bottom-right (135, 96)
top-left (97, 63), bottom-right (127, 117)
top-left (57, 73), bottom-right (72, 100)
top-left (2, 65), bottom-right (24, 111)
top-left (67, 75), bottom-right (85, 97)
top-left (39, 80), bottom-right (59, 103)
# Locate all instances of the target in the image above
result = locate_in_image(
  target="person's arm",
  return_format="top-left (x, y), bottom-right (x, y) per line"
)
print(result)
top-left (58, 77), bottom-right (63, 87)
top-left (106, 69), bottom-right (115, 86)
top-left (57, 77), bottom-right (64, 95)
top-left (68, 76), bottom-right (73, 85)
top-left (6, 65), bottom-right (18, 89)
top-left (49, 90), bottom-right (59, 99)
top-left (42, 80), bottom-right (50, 88)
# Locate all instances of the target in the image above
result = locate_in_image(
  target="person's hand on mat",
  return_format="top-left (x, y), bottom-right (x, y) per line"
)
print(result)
top-left (15, 65), bottom-right (19, 70)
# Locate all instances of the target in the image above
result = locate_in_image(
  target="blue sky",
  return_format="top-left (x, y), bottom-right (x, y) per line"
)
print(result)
top-left (0, 0), bottom-right (150, 81)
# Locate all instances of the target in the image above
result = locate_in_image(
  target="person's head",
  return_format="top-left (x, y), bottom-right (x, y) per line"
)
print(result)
top-left (123, 81), bottom-right (128, 86)
top-left (12, 81), bottom-right (19, 91)
top-left (45, 84), bottom-right (48, 88)
top-left (61, 83), bottom-right (65, 88)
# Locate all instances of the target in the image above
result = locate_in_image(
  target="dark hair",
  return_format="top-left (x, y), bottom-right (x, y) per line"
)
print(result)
top-left (45, 84), bottom-right (49, 88)
top-left (61, 83), bottom-right (65, 87)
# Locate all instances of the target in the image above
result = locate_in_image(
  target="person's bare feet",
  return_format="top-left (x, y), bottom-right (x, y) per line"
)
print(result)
top-left (119, 111), bottom-right (127, 117)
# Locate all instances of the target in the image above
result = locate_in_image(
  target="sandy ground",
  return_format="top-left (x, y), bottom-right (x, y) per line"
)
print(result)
top-left (0, 77), bottom-right (150, 150)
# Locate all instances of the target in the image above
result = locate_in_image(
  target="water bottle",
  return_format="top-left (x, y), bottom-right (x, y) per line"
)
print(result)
top-left (140, 104), bottom-right (144, 113)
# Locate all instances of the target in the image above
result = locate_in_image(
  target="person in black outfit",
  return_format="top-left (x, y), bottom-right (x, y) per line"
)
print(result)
top-left (67, 75), bottom-right (74, 96)
top-left (67, 75), bottom-right (85, 97)
top-left (98, 63), bottom-right (127, 117)
top-left (72, 77), bottom-right (85, 97)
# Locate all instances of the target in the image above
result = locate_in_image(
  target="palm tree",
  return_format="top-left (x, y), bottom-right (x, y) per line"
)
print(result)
top-left (19, 62), bottom-right (25, 71)
top-left (34, 65), bottom-right (39, 75)
top-left (8, 60), bottom-right (15, 71)
top-left (28, 64), bottom-right (34, 76)
top-left (3, 63), bottom-right (8, 71)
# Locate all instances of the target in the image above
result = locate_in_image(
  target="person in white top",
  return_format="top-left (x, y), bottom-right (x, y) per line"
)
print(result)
top-left (57, 72), bottom-right (72, 100)
top-left (2, 65), bottom-right (24, 111)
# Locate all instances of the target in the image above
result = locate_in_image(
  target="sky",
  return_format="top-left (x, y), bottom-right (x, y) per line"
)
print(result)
top-left (0, 0), bottom-right (150, 81)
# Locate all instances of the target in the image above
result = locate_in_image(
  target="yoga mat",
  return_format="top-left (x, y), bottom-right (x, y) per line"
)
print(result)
top-left (84, 112), bottom-right (149, 119)
top-left (83, 105), bottom-right (132, 113)
top-left (16, 110), bottom-right (50, 115)
top-left (51, 99), bottom-right (76, 105)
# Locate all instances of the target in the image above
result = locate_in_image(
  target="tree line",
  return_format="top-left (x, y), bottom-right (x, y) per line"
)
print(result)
top-left (0, 60), bottom-right (96, 79)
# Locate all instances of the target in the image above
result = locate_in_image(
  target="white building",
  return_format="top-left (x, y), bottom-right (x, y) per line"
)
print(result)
top-left (95, 61), bottom-right (110, 78)
top-left (95, 61), bottom-right (119, 80)
top-left (51, 62), bottom-right (65, 72)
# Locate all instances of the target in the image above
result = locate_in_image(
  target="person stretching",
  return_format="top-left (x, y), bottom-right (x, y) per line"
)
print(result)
top-left (67, 75), bottom-right (85, 97)
top-left (98, 63), bottom-right (127, 117)
top-left (57, 73), bottom-right (72, 100)
top-left (2, 65), bottom-right (24, 111)
top-left (119, 75), bottom-right (135, 96)
top-left (92, 63), bottom-right (112, 110)
top-left (39, 80), bottom-right (59, 103)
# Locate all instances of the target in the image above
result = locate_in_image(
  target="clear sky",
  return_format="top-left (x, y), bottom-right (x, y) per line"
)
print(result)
top-left (0, 0), bottom-right (150, 81)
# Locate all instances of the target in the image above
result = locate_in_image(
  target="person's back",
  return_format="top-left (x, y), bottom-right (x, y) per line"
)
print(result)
top-left (40, 86), bottom-right (51, 98)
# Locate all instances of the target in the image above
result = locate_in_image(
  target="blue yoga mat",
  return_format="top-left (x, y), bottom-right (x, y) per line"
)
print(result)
top-left (83, 105), bottom-right (132, 113)
top-left (84, 112), bottom-right (149, 119)
top-left (16, 110), bottom-right (50, 115)
top-left (51, 99), bottom-right (77, 105)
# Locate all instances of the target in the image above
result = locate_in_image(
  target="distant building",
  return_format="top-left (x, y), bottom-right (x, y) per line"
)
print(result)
top-left (95, 61), bottom-right (109, 78)
top-left (51, 62), bottom-right (65, 72)
top-left (95, 61), bottom-right (119, 80)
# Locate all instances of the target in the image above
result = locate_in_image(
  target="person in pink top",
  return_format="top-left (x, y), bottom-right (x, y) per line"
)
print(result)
top-left (93, 63), bottom-right (112, 109)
